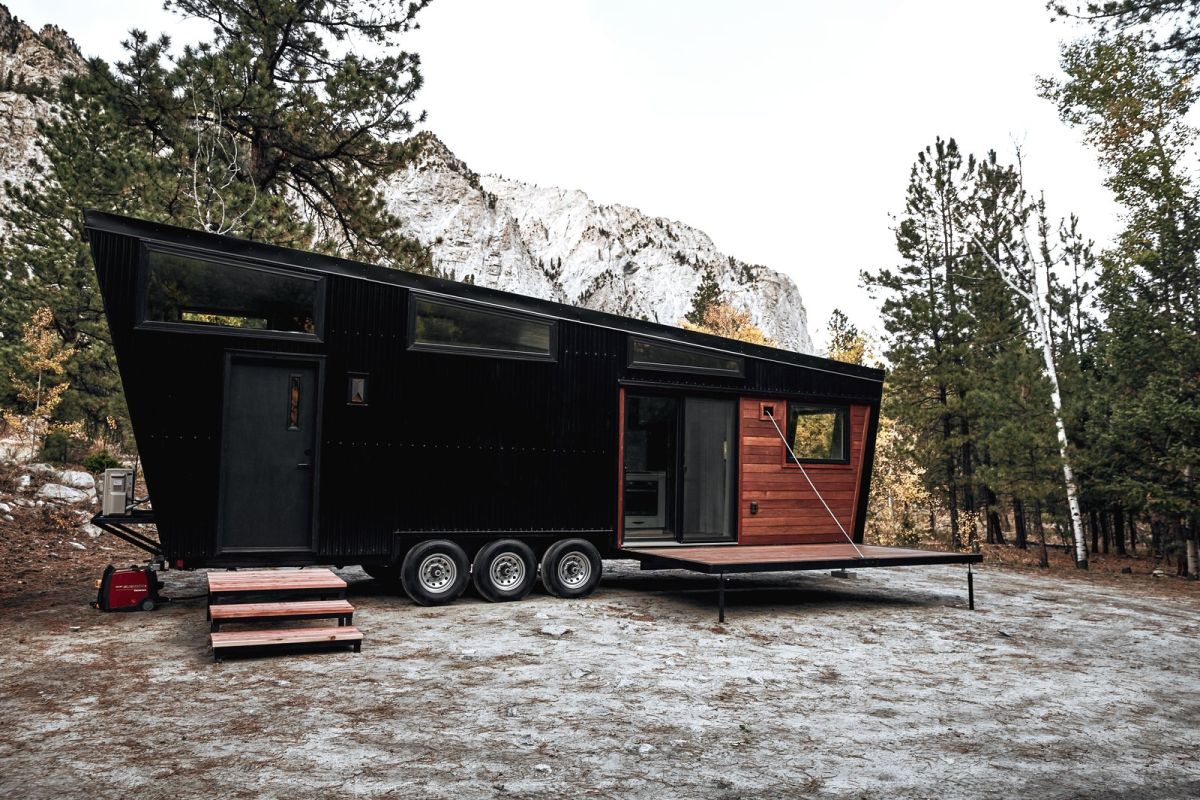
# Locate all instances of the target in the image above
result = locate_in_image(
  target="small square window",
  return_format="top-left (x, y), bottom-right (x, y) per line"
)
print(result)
top-left (347, 373), bottom-right (368, 406)
top-left (786, 403), bottom-right (849, 463)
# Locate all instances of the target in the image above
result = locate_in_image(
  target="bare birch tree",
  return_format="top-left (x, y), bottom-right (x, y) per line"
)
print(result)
top-left (184, 71), bottom-right (255, 235)
top-left (966, 154), bottom-right (1090, 569)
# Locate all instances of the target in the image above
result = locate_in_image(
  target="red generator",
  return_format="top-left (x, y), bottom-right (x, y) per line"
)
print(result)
top-left (94, 565), bottom-right (163, 612)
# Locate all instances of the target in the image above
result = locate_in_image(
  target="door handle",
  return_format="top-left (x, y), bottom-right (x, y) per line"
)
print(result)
top-left (297, 463), bottom-right (311, 469)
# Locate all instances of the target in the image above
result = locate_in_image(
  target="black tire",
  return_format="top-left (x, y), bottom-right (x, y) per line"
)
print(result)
top-left (472, 539), bottom-right (537, 603)
top-left (139, 597), bottom-right (156, 612)
top-left (540, 538), bottom-right (602, 598)
top-left (401, 540), bottom-right (470, 606)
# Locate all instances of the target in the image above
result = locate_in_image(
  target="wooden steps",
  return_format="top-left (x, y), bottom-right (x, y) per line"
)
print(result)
top-left (206, 568), bottom-right (361, 661)
top-left (209, 599), bottom-right (355, 632)
top-left (210, 626), bottom-right (362, 662)
top-left (207, 568), bottom-right (347, 607)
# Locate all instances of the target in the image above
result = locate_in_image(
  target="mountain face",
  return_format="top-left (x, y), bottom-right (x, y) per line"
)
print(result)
top-left (0, 3), bottom-right (812, 353)
top-left (0, 4), bottom-right (84, 211)
top-left (385, 134), bottom-right (813, 352)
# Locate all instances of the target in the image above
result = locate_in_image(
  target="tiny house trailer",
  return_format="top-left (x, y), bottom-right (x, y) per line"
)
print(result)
top-left (85, 211), bottom-right (978, 616)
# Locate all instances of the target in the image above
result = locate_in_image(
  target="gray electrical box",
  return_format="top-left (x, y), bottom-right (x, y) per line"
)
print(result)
top-left (102, 468), bottom-right (135, 516)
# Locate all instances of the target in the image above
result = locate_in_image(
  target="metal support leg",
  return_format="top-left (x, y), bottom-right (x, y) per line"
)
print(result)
top-left (718, 571), bottom-right (726, 624)
top-left (968, 564), bottom-right (975, 611)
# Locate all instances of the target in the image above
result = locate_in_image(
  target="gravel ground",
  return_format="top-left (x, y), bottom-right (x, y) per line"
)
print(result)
top-left (0, 560), bottom-right (1197, 799)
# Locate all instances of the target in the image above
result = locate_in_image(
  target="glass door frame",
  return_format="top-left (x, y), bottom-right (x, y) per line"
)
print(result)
top-left (618, 386), bottom-right (740, 546)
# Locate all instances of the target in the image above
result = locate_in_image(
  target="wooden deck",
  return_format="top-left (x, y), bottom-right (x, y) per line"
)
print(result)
top-left (621, 543), bottom-right (981, 574)
top-left (622, 542), bottom-right (981, 622)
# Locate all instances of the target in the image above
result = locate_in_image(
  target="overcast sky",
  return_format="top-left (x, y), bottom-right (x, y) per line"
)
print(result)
top-left (9, 0), bottom-right (1116, 349)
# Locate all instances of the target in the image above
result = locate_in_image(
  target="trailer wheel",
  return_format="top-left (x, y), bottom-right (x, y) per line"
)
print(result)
top-left (540, 539), bottom-right (602, 598)
top-left (401, 540), bottom-right (470, 606)
top-left (139, 597), bottom-right (156, 612)
top-left (472, 539), bottom-right (537, 602)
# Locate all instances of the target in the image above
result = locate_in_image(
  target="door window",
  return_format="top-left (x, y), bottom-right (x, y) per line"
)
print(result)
top-left (287, 375), bottom-right (302, 430)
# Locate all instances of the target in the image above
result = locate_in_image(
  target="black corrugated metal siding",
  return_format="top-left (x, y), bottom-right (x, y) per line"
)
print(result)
top-left (86, 212), bottom-right (883, 567)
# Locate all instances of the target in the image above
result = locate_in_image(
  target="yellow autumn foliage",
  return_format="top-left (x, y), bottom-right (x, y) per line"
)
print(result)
top-left (679, 303), bottom-right (774, 345)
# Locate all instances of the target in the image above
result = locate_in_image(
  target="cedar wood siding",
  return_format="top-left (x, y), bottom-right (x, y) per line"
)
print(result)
top-left (739, 399), bottom-right (872, 545)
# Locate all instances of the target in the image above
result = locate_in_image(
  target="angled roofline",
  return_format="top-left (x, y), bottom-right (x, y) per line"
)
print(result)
top-left (82, 209), bottom-right (885, 385)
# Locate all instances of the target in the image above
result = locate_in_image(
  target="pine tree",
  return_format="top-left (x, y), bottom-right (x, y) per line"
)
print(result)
top-left (0, 0), bottom-right (435, 437)
top-left (825, 308), bottom-right (870, 365)
top-left (1042, 29), bottom-right (1200, 575)
top-left (862, 138), bottom-right (978, 549)
top-left (1050, 1), bottom-right (1200, 70)
top-left (685, 266), bottom-right (722, 325)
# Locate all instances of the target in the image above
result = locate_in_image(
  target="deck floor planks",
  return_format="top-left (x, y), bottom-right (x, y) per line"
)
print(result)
top-left (622, 542), bottom-right (981, 573)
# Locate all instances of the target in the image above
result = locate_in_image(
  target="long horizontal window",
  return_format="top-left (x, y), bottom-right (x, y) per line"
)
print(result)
top-left (143, 249), bottom-right (322, 337)
top-left (409, 294), bottom-right (556, 361)
top-left (786, 403), bottom-right (849, 464)
top-left (628, 337), bottom-right (744, 377)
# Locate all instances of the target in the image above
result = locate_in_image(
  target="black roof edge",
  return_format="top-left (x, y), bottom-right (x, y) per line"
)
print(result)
top-left (82, 209), bottom-right (885, 385)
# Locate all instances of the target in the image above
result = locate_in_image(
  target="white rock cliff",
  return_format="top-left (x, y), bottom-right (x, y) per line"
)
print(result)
top-left (384, 134), bottom-right (813, 352)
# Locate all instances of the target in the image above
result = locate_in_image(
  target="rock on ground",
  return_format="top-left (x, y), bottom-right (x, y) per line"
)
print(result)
top-left (35, 483), bottom-right (89, 504)
top-left (58, 470), bottom-right (95, 491)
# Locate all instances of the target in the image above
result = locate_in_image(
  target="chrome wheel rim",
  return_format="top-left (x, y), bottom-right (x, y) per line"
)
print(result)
top-left (418, 553), bottom-right (457, 594)
top-left (558, 551), bottom-right (591, 589)
top-left (489, 553), bottom-right (526, 590)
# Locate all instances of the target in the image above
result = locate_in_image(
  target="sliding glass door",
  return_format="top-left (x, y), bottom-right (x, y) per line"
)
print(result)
top-left (622, 393), bottom-right (736, 544)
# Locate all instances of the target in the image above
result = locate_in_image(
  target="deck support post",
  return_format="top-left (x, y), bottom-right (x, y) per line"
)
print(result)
top-left (967, 563), bottom-right (975, 611)
top-left (718, 571), bottom-right (726, 623)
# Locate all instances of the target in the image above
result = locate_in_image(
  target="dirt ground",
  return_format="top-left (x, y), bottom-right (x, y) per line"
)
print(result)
top-left (1, 545), bottom-right (1198, 800)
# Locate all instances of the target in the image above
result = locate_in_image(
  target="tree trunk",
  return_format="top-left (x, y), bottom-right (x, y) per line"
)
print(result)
top-left (1089, 509), bottom-right (1100, 554)
top-left (984, 484), bottom-right (1004, 545)
top-left (1014, 498), bottom-right (1028, 550)
top-left (1185, 516), bottom-right (1198, 580)
top-left (1129, 511), bottom-right (1138, 554)
top-left (983, 493), bottom-right (994, 545)
top-left (1034, 498), bottom-right (1049, 568)
top-left (988, 509), bottom-right (1003, 545)
top-left (1174, 518), bottom-right (1187, 576)
top-left (1114, 508), bottom-right (1127, 556)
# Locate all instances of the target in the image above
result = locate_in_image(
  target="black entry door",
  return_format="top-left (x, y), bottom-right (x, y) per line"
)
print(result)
top-left (681, 397), bottom-right (737, 542)
top-left (218, 356), bottom-right (319, 553)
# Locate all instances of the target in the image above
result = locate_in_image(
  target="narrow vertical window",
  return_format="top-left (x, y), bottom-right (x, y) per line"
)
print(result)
top-left (347, 373), bottom-right (368, 406)
top-left (287, 375), bottom-right (302, 430)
